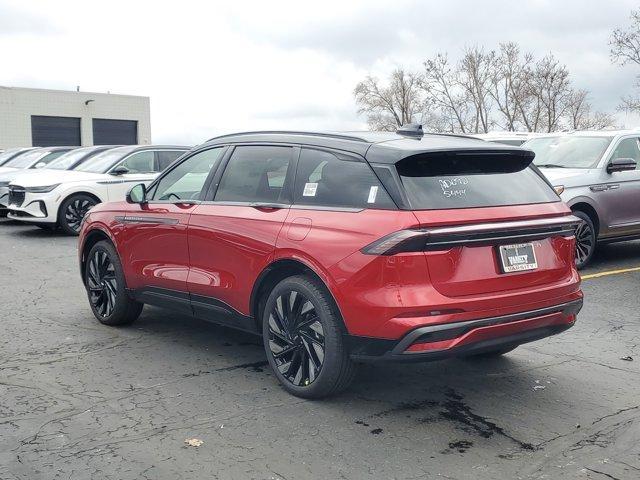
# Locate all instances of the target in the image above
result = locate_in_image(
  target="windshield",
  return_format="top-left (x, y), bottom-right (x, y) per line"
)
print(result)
top-left (74, 147), bottom-right (136, 173)
top-left (527, 136), bottom-right (612, 169)
top-left (48, 147), bottom-right (102, 171)
top-left (4, 149), bottom-right (45, 168)
top-left (0, 148), bottom-right (26, 165)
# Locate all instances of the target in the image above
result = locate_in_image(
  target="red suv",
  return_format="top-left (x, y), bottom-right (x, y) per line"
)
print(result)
top-left (78, 128), bottom-right (583, 398)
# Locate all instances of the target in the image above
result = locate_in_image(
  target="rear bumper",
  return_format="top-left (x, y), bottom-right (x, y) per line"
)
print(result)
top-left (347, 298), bottom-right (582, 362)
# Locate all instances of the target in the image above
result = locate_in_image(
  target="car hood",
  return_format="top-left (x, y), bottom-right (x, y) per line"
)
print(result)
top-left (10, 170), bottom-right (113, 187)
top-left (0, 168), bottom-right (58, 183)
top-left (0, 167), bottom-right (19, 176)
top-left (538, 167), bottom-right (593, 185)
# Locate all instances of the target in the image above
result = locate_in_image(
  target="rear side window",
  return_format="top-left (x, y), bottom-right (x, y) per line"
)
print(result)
top-left (157, 150), bottom-right (186, 171)
top-left (396, 152), bottom-right (558, 210)
top-left (294, 148), bottom-right (395, 209)
top-left (215, 146), bottom-right (293, 203)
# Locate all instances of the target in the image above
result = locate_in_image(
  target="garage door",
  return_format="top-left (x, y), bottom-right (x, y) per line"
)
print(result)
top-left (92, 119), bottom-right (138, 145)
top-left (31, 116), bottom-right (81, 146)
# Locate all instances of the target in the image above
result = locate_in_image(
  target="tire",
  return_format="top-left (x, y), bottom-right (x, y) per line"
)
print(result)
top-left (85, 240), bottom-right (143, 326)
top-left (573, 210), bottom-right (596, 269)
top-left (262, 275), bottom-right (357, 399)
top-left (59, 194), bottom-right (99, 236)
top-left (461, 346), bottom-right (517, 359)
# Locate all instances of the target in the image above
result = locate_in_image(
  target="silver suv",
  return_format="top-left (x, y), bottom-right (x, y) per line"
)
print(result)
top-left (523, 131), bottom-right (640, 268)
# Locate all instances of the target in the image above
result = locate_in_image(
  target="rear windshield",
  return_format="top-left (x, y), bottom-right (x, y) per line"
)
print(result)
top-left (396, 152), bottom-right (558, 210)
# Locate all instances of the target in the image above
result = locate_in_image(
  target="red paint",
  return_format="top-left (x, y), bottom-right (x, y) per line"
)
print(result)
top-left (80, 199), bottom-right (582, 349)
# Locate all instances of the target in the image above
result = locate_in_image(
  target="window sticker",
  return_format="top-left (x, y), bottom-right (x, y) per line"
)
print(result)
top-left (439, 177), bottom-right (468, 198)
top-left (367, 185), bottom-right (378, 203)
top-left (303, 182), bottom-right (318, 197)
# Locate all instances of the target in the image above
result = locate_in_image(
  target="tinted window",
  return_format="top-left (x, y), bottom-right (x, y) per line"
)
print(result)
top-left (610, 137), bottom-right (640, 162)
top-left (528, 136), bottom-right (612, 169)
top-left (397, 153), bottom-right (558, 210)
top-left (214, 146), bottom-right (292, 203)
top-left (157, 150), bottom-right (186, 171)
top-left (294, 148), bottom-right (395, 209)
top-left (119, 151), bottom-right (155, 173)
top-left (151, 148), bottom-right (223, 201)
top-left (35, 150), bottom-right (69, 167)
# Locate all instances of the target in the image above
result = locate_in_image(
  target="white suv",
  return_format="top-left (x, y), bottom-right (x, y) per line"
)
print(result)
top-left (8, 145), bottom-right (189, 234)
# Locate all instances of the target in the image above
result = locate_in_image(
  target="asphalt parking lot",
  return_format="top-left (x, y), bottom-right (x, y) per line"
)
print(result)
top-left (0, 218), bottom-right (638, 480)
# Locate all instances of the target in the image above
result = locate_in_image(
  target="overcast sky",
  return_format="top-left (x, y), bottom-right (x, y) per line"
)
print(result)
top-left (1, 0), bottom-right (639, 145)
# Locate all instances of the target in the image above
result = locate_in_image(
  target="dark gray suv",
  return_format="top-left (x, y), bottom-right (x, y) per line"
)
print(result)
top-left (524, 131), bottom-right (640, 268)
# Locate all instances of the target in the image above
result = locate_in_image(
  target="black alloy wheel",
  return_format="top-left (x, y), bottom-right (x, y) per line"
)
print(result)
top-left (87, 249), bottom-right (117, 318)
top-left (84, 241), bottom-right (143, 326)
top-left (267, 290), bottom-right (326, 387)
top-left (573, 211), bottom-right (596, 269)
top-left (60, 194), bottom-right (97, 235)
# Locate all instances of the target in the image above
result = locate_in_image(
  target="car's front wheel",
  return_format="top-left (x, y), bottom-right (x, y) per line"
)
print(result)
top-left (85, 240), bottom-right (143, 326)
top-left (573, 211), bottom-right (596, 269)
top-left (59, 194), bottom-right (98, 235)
top-left (262, 275), bottom-right (356, 399)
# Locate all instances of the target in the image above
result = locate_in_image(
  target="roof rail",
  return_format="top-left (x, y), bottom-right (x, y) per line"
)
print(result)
top-left (205, 130), bottom-right (369, 143)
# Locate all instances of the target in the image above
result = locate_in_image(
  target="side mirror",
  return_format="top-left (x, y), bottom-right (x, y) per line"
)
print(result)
top-left (126, 183), bottom-right (147, 204)
top-left (34, 162), bottom-right (47, 169)
top-left (607, 157), bottom-right (637, 173)
top-left (111, 165), bottom-right (130, 176)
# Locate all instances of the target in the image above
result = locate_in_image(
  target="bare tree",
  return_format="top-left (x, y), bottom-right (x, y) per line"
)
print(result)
top-left (354, 69), bottom-right (425, 131)
top-left (490, 42), bottom-right (533, 131)
top-left (565, 89), bottom-right (616, 130)
top-left (458, 46), bottom-right (496, 133)
top-left (610, 9), bottom-right (640, 112)
top-left (422, 53), bottom-right (473, 133)
top-left (526, 54), bottom-right (572, 132)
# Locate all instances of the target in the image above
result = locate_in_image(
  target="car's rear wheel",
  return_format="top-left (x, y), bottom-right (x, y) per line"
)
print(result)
top-left (59, 194), bottom-right (98, 235)
top-left (262, 275), bottom-right (356, 399)
top-left (573, 211), bottom-right (596, 269)
top-left (85, 240), bottom-right (143, 326)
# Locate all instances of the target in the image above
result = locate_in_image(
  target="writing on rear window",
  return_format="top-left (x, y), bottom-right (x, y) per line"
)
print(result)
top-left (439, 177), bottom-right (468, 198)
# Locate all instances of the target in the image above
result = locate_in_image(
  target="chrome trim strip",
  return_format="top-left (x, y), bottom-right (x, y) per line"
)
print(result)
top-left (114, 216), bottom-right (179, 225)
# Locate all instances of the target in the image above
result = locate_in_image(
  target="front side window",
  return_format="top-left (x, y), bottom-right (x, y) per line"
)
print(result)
top-left (397, 152), bottom-right (558, 210)
top-left (214, 146), bottom-right (293, 203)
top-left (150, 148), bottom-right (224, 201)
top-left (294, 148), bottom-right (395, 209)
top-left (610, 137), bottom-right (640, 162)
top-left (119, 151), bottom-right (155, 173)
top-left (528, 136), bottom-right (612, 169)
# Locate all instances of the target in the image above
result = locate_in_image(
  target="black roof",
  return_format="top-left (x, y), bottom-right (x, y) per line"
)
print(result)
top-left (202, 131), bottom-right (532, 164)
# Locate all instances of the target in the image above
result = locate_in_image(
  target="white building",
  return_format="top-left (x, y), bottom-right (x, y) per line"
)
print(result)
top-left (0, 86), bottom-right (151, 149)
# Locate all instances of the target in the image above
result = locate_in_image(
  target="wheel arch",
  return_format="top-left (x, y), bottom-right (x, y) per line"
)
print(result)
top-left (57, 191), bottom-right (103, 224)
top-left (79, 227), bottom-right (115, 285)
top-left (568, 199), bottom-right (600, 236)
top-left (250, 258), bottom-right (347, 334)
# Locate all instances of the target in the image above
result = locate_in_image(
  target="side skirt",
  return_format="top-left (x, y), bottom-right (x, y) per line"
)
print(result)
top-left (129, 286), bottom-right (260, 335)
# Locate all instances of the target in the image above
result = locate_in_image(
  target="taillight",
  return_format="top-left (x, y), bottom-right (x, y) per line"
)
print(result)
top-left (361, 229), bottom-right (429, 255)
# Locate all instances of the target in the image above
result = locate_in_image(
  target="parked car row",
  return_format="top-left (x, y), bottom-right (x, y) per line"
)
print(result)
top-left (0, 145), bottom-right (189, 234)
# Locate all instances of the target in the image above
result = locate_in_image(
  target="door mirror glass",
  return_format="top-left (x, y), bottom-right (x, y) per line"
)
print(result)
top-left (127, 183), bottom-right (147, 204)
top-left (111, 165), bottom-right (130, 176)
top-left (607, 157), bottom-right (637, 173)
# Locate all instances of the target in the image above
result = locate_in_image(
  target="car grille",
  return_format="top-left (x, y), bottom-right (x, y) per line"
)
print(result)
top-left (8, 186), bottom-right (25, 207)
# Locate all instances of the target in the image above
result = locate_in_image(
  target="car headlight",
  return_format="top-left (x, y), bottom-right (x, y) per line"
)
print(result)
top-left (553, 185), bottom-right (565, 195)
top-left (24, 184), bottom-right (60, 193)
